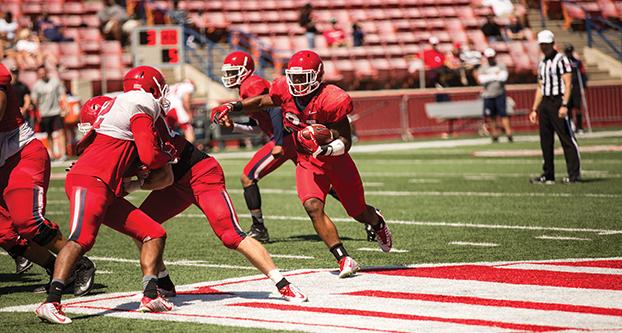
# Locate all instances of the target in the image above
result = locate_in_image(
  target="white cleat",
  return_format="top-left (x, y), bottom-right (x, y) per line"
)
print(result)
top-left (338, 256), bottom-right (361, 278)
top-left (35, 302), bottom-right (72, 324)
top-left (278, 283), bottom-right (308, 303)
top-left (138, 294), bottom-right (174, 313)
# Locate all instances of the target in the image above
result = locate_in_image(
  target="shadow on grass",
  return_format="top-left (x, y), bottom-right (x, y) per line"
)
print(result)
top-left (286, 234), bottom-right (355, 242)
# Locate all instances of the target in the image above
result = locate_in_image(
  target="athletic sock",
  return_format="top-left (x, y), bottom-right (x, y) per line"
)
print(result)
top-left (157, 270), bottom-right (175, 290)
top-left (268, 269), bottom-right (290, 289)
top-left (43, 257), bottom-right (56, 277)
top-left (142, 275), bottom-right (158, 299)
top-left (329, 243), bottom-right (348, 261)
top-left (251, 211), bottom-right (265, 227)
top-left (46, 279), bottom-right (65, 303)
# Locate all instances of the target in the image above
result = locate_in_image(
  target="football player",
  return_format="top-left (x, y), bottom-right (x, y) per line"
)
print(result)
top-left (212, 50), bottom-right (392, 278)
top-left (166, 79), bottom-right (195, 143)
top-left (218, 51), bottom-right (295, 243)
top-left (35, 66), bottom-right (176, 324)
top-left (0, 63), bottom-right (95, 295)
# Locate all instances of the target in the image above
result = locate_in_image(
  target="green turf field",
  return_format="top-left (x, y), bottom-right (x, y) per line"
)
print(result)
top-left (1, 133), bottom-right (621, 332)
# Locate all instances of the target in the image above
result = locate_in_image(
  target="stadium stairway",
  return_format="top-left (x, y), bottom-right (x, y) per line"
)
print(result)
top-left (528, 8), bottom-right (622, 81)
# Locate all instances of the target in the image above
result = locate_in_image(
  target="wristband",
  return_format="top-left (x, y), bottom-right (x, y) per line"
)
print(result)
top-left (232, 101), bottom-right (243, 111)
top-left (561, 103), bottom-right (568, 107)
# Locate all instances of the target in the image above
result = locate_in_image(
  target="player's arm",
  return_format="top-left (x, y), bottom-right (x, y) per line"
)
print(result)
top-left (130, 114), bottom-right (174, 170)
top-left (530, 80), bottom-right (543, 124)
top-left (0, 88), bottom-right (7, 121)
top-left (211, 94), bottom-right (275, 123)
top-left (141, 164), bottom-right (174, 190)
top-left (21, 93), bottom-right (31, 115)
top-left (268, 107), bottom-right (284, 146)
top-left (222, 114), bottom-right (263, 135)
top-left (321, 117), bottom-right (352, 154)
top-left (182, 92), bottom-right (192, 120)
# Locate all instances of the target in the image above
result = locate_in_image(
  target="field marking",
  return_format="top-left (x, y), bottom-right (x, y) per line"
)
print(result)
top-left (357, 247), bottom-right (410, 253)
top-left (270, 254), bottom-right (314, 260)
top-left (536, 235), bottom-right (592, 241)
top-left (408, 178), bottom-right (442, 183)
top-left (473, 145), bottom-right (622, 157)
top-left (87, 255), bottom-right (258, 270)
top-left (448, 242), bottom-right (499, 247)
top-left (498, 263), bottom-right (622, 275)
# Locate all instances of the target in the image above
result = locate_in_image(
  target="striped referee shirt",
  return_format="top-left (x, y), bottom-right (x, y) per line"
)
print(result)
top-left (538, 51), bottom-right (572, 97)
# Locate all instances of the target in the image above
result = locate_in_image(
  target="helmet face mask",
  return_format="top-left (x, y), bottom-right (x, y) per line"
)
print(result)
top-left (221, 51), bottom-right (254, 88)
top-left (285, 50), bottom-right (324, 97)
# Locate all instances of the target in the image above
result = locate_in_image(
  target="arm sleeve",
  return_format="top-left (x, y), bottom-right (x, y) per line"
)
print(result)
top-left (324, 93), bottom-right (353, 123)
top-left (232, 122), bottom-right (263, 135)
top-left (130, 114), bottom-right (171, 170)
top-left (497, 65), bottom-right (509, 82)
top-left (268, 107), bottom-right (284, 145)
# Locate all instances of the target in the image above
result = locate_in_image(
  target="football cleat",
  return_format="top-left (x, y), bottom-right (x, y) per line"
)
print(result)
top-left (374, 221), bottom-right (393, 253)
top-left (338, 256), bottom-right (360, 278)
top-left (157, 286), bottom-right (177, 298)
top-left (278, 284), bottom-right (308, 303)
top-left (73, 256), bottom-right (96, 297)
top-left (35, 302), bottom-right (72, 324)
top-left (529, 175), bottom-right (555, 185)
top-left (138, 294), bottom-right (174, 313)
top-left (365, 224), bottom-right (376, 242)
top-left (14, 256), bottom-right (33, 275)
top-left (247, 224), bottom-right (270, 244)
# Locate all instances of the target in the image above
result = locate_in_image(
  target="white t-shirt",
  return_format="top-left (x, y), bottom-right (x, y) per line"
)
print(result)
top-left (95, 90), bottom-right (161, 141)
top-left (16, 39), bottom-right (39, 53)
top-left (482, 0), bottom-right (514, 17)
top-left (0, 19), bottom-right (18, 40)
top-left (167, 81), bottom-right (194, 115)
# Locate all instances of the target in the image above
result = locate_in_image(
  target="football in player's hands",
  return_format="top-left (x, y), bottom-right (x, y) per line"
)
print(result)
top-left (297, 124), bottom-right (334, 154)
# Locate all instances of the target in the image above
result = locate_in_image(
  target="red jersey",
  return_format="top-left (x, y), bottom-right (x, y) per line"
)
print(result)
top-left (269, 77), bottom-right (352, 132)
top-left (239, 75), bottom-right (273, 137)
top-left (0, 64), bottom-right (24, 132)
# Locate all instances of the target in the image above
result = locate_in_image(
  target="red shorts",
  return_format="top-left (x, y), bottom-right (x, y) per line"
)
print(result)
top-left (65, 174), bottom-right (166, 252)
top-left (296, 153), bottom-right (366, 217)
top-left (0, 139), bottom-right (58, 245)
top-left (0, 206), bottom-right (29, 256)
top-left (243, 135), bottom-right (297, 181)
top-left (139, 157), bottom-right (245, 249)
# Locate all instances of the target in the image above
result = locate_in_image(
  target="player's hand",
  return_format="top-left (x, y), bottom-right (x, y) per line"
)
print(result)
top-left (529, 111), bottom-right (538, 124)
top-left (221, 114), bottom-right (233, 129)
top-left (296, 130), bottom-right (320, 155)
top-left (271, 145), bottom-right (284, 157)
top-left (558, 106), bottom-right (568, 118)
top-left (122, 177), bottom-right (142, 193)
top-left (162, 142), bottom-right (178, 164)
top-left (210, 103), bottom-right (234, 124)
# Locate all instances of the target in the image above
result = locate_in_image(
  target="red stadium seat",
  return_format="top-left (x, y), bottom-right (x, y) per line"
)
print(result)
top-left (63, 2), bottom-right (85, 15)
top-left (82, 15), bottom-right (100, 28)
top-left (83, 54), bottom-right (101, 67)
top-left (59, 42), bottom-right (81, 55)
top-left (60, 56), bottom-right (83, 69)
top-left (101, 56), bottom-right (123, 69)
top-left (63, 28), bottom-right (81, 42)
top-left (101, 41), bottom-right (122, 55)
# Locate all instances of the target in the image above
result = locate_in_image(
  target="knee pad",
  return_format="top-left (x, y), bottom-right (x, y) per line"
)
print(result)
top-left (220, 230), bottom-right (244, 249)
top-left (31, 219), bottom-right (60, 247)
top-left (243, 183), bottom-right (261, 211)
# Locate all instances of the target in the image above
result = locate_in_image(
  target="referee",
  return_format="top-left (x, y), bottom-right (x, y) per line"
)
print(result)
top-left (529, 30), bottom-right (581, 184)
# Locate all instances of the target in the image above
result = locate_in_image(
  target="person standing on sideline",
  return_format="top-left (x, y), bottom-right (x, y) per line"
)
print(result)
top-left (31, 66), bottom-right (67, 160)
top-left (298, 3), bottom-right (318, 49)
top-left (563, 44), bottom-right (588, 134)
top-left (529, 30), bottom-right (581, 184)
top-left (476, 48), bottom-right (513, 142)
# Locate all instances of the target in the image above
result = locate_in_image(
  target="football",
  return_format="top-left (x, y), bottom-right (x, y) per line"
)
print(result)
top-left (299, 124), bottom-right (334, 145)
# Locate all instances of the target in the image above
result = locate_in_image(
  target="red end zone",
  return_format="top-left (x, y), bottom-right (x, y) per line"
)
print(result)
top-left (2, 258), bottom-right (622, 333)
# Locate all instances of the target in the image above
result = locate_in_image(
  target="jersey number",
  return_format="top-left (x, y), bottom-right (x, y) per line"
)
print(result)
top-left (92, 100), bottom-right (114, 130)
top-left (285, 112), bottom-right (301, 126)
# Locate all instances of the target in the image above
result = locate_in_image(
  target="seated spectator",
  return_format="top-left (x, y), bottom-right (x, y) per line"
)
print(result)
top-left (0, 12), bottom-right (18, 42)
top-left (14, 29), bottom-right (44, 70)
top-left (352, 22), bottom-right (364, 47)
top-left (482, 0), bottom-right (514, 18)
top-left (420, 36), bottom-right (446, 87)
top-left (506, 15), bottom-right (525, 40)
top-left (481, 15), bottom-right (504, 42)
top-left (99, 0), bottom-right (140, 45)
top-left (36, 13), bottom-right (73, 42)
top-left (323, 18), bottom-right (346, 48)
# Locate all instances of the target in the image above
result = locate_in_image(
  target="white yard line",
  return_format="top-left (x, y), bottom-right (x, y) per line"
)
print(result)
top-left (449, 241), bottom-right (499, 247)
top-left (357, 247), bottom-right (410, 253)
top-left (535, 235), bottom-right (592, 241)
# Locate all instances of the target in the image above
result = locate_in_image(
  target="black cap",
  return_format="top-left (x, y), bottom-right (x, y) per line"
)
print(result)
top-left (564, 44), bottom-right (574, 53)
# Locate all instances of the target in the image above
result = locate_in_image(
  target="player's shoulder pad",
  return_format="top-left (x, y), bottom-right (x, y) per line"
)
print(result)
top-left (268, 76), bottom-right (289, 99)
top-left (0, 64), bottom-right (11, 87)
top-left (319, 84), bottom-right (352, 111)
top-left (118, 90), bottom-right (160, 118)
top-left (241, 74), bottom-right (270, 95)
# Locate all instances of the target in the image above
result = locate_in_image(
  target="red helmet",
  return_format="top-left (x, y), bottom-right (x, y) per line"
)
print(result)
top-left (78, 95), bottom-right (112, 134)
top-left (221, 51), bottom-right (254, 88)
top-left (285, 50), bottom-right (324, 97)
top-left (123, 65), bottom-right (168, 99)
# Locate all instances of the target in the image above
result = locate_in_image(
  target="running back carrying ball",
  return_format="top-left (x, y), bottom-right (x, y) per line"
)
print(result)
top-left (297, 124), bottom-right (334, 155)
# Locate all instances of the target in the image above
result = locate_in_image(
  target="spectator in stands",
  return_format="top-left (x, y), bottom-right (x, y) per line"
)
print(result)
top-left (420, 36), bottom-right (446, 87)
top-left (14, 29), bottom-right (43, 70)
top-left (299, 2), bottom-right (318, 49)
top-left (482, 0), bottom-right (514, 17)
top-left (481, 15), bottom-right (504, 42)
top-left (166, 0), bottom-right (189, 26)
top-left (35, 13), bottom-right (73, 43)
top-left (506, 15), bottom-right (525, 40)
top-left (323, 18), bottom-right (346, 48)
top-left (476, 48), bottom-right (513, 143)
top-left (444, 42), bottom-right (468, 86)
top-left (0, 12), bottom-right (18, 42)
top-left (31, 65), bottom-right (67, 160)
top-left (99, 0), bottom-right (140, 45)
top-left (564, 44), bottom-right (588, 134)
top-left (9, 67), bottom-right (32, 118)
top-left (352, 23), bottom-right (364, 47)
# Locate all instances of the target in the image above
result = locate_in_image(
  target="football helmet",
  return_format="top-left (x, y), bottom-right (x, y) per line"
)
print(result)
top-left (123, 65), bottom-right (170, 110)
top-left (78, 95), bottom-right (112, 134)
top-left (285, 50), bottom-right (324, 97)
top-left (221, 51), bottom-right (254, 88)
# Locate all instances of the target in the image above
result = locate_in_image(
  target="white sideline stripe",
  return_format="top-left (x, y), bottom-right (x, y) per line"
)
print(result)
top-left (408, 178), bottom-right (442, 183)
top-left (270, 254), bottom-right (314, 259)
top-left (182, 213), bottom-right (622, 235)
top-left (96, 270), bottom-right (113, 274)
top-left (536, 235), bottom-right (592, 241)
top-left (499, 263), bottom-right (622, 275)
top-left (357, 247), bottom-right (409, 253)
top-left (449, 241), bottom-right (499, 247)
top-left (87, 256), bottom-right (257, 270)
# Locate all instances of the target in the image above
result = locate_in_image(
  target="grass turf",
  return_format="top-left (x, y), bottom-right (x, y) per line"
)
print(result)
top-left (1, 134), bottom-right (621, 332)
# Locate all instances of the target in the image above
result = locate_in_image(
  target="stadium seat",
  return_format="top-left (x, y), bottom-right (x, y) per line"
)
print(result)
top-left (101, 56), bottom-right (123, 69)
top-left (60, 56), bottom-right (83, 69)
top-left (322, 60), bottom-right (344, 82)
top-left (101, 41), bottom-right (123, 55)
top-left (59, 42), bottom-right (81, 55)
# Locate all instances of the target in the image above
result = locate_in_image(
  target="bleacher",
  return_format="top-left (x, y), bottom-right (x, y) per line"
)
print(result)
top-left (3, 0), bottom-right (131, 94)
